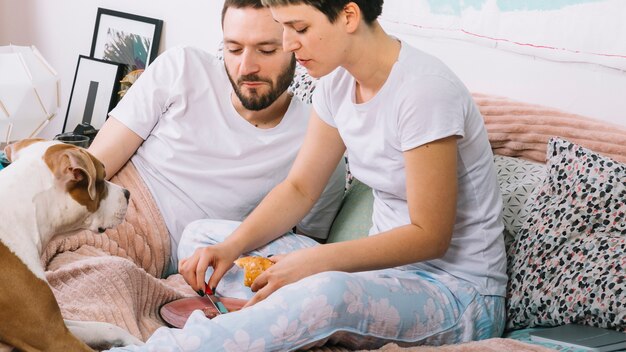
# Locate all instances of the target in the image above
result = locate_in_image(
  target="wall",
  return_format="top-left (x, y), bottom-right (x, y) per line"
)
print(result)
top-left (0, 1), bottom-right (7, 39)
top-left (0, 0), bottom-right (225, 139)
top-left (1, 0), bottom-right (625, 139)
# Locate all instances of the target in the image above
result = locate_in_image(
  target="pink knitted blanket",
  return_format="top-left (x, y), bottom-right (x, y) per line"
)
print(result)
top-left (474, 93), bottom-right (626, 163)
top-left (357, 339), bottom-right (554, 352)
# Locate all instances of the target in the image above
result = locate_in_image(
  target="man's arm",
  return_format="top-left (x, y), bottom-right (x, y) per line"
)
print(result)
top-left (88, 117), bottom-right (143, 180)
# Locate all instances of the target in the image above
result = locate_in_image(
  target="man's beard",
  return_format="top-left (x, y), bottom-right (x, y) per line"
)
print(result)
top-left (226, 56), bottom-right (296, 111)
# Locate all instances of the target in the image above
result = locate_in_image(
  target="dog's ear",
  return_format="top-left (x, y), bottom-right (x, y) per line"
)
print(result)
top-left (3, 138), bottom-right (46, 162)
top-left (64, 148), bottom-right (98, 201)
top-left (45, 144), bottom-right (98, 200)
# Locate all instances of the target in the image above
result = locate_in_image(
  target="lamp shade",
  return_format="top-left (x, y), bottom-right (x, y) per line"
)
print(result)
top-left (0, 45), bottom-right (59, 144)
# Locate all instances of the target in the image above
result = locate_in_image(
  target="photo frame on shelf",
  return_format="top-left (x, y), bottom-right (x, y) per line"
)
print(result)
top-left (63, 55), bottom-right (123, 133)
top-left (90, 8), bottom-right (163, 73)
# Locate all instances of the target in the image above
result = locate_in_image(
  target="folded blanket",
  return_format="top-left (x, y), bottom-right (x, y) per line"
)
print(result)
top-left (42, 162), bottom-right (196, 340)
top-left (474, 93), bottom-right (626, 163)
top-left (357, 339), bottom-right (555, 352)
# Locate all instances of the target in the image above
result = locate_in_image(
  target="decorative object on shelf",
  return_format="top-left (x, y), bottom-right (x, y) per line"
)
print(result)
top-left (54, 122), bottom-right (99, 149)
top-left (53, 132), bottom-right (90, 148)
top-left (63, 55), bottom-right (123, 133)
top-left (0, 45), bottom-right (60, 144)
top-left (118, 69), bottom-right (144, 98)
top-left (90, 8), bottom-right (163, 76)
top-left (71, 122), bottom-right (99, 143)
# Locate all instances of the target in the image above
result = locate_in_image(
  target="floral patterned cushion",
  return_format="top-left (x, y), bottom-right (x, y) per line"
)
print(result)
top-left (506, 138), bottom-right (626, 332)
top-left (494, 155), bottom-right (545, 246)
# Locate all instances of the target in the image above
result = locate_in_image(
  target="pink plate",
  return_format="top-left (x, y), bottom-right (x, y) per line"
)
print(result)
top-left (160, 296), bottom-right (248, 328)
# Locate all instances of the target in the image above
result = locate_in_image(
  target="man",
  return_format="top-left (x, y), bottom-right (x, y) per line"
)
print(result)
top-left (88, 0), bottom-right (345, 276)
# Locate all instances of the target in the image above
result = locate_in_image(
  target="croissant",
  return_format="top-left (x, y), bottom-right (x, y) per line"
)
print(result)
top-left (234, 256), bottom-right (274, 287)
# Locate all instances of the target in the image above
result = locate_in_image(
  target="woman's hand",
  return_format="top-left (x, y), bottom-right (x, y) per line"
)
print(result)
top-left (178, 242), bottom-right (240, 295)
top-left (244, 246), bottom-right (324, 308)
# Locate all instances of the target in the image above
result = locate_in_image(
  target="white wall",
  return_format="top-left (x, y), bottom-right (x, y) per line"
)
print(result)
top-left (0, 0), bottom-right (226, 139)
top-left (0, 1), bottom-right (9, 40)
top-left (2, 0), bottom-right (625, 139)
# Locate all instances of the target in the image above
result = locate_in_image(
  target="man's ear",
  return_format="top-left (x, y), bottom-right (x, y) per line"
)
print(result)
top-left (343, 2), bottom-right (362, 34)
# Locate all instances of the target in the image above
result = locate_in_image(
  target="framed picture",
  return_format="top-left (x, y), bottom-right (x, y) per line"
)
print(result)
top-left (90, 8), bottom-right (163, 72)
top-left (63, 55), bottom-right (124, 133)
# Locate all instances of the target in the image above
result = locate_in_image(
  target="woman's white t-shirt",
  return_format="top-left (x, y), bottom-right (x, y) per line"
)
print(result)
top-left (312, 42), bottom-right (507, 296)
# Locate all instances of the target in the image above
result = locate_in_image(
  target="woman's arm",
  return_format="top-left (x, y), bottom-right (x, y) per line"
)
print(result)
top-left (246, 135), bottom-right (458, 306)
top-left (227, 112), bottom-right (347, 252)
top-left (179, 111), bottom-right (347, 292)
top-left (305, 135), bottom-right (458, 271)
top-left (88, 117), bottom-right (143, 180)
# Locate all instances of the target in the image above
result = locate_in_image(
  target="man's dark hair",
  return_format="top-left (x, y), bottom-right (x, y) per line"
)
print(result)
top-left (259, 0), bottom-right (383, 24)
top-left (221, 0), bottom-right (265, 26)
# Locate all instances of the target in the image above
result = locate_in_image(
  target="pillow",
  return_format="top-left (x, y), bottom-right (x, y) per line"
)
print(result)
top-left (326, 178), bottom-right (373, 243)
top-left (493, 155), bottom-right (546, 246)
top-left (506, 138), bottom-right (626, 332)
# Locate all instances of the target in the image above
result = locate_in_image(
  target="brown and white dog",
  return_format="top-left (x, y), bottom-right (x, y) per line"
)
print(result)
top-left (0, 139), bottom-right (142, 351)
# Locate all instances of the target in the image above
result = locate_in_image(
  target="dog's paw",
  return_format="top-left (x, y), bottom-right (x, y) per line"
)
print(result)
top-left (65, 319), bottom-right (144, 349)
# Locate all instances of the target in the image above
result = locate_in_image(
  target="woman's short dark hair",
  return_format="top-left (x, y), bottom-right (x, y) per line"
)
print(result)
top-left (222, 0), bottom-right (265, 26)
top-left (260, 0), bottom-right (383, 24)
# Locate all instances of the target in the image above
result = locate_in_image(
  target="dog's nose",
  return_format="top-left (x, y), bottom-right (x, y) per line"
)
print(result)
top-left (123, 189), bottom-right (130, 201)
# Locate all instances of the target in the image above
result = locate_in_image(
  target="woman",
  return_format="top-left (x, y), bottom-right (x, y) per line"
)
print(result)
top-left (113, 1), bottom-right (507, 351)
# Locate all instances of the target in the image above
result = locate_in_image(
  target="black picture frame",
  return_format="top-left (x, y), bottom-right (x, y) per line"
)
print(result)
top-left (89, 8), bottom-right (163, 72)
top-left (63, 55), bottom-right (124, 133)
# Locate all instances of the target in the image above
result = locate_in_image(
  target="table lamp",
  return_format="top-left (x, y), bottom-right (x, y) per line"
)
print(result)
top-left (0, 44), bottom-right (60, 145)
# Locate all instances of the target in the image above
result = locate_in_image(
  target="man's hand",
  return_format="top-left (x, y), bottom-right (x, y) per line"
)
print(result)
top-left (178, 242), bottom-right (240, 294)
top-left (244, 246), bottom-right (323, 308)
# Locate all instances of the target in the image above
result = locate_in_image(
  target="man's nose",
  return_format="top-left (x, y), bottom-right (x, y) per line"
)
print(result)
top-left (240, 50), bottom-right (260, 76)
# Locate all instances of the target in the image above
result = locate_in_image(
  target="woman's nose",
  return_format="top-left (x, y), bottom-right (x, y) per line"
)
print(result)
top-left (283, 30), bottom-right (300, 53)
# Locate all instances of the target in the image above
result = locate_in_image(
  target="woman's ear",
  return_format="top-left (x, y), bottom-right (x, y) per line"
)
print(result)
top-left (343, 2), bottom-right (362, 33)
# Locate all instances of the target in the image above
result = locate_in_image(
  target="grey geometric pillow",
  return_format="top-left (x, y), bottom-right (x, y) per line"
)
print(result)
top-left (494, 155), bottom-right (546, 244)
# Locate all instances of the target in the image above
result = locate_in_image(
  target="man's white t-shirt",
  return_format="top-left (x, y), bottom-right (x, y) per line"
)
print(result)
top-left (110, 46), bottom-right (345, 267)
top-left (312, 41), bottom-right (507, 296)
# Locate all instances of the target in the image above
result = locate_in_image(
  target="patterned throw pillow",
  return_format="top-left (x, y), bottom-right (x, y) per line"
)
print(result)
top-left (494, 155), bottom-right (546, 245)
top-left (506, 138), bottom-right (626, 332)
